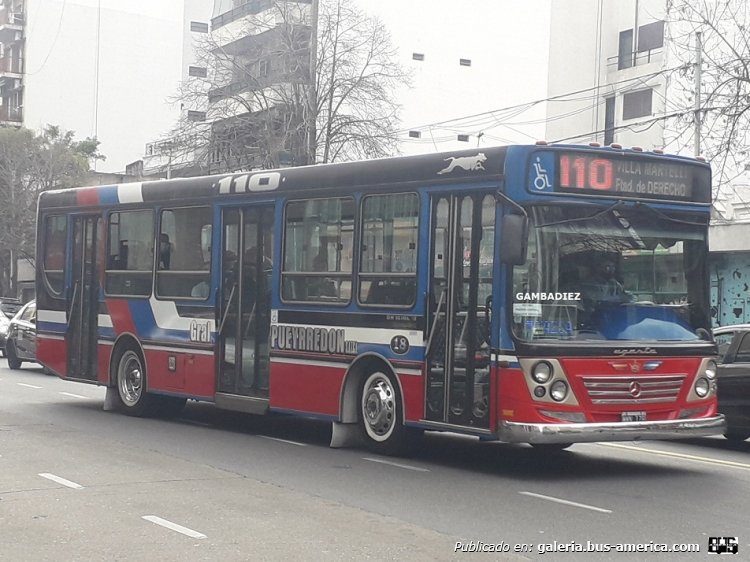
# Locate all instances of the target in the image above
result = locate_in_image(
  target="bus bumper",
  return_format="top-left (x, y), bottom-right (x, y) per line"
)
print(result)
top-left (497, 415), bottom-right (726, 444)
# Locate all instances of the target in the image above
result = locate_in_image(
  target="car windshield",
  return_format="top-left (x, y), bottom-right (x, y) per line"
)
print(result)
top-left (511, 204), bottom-right (710, 343)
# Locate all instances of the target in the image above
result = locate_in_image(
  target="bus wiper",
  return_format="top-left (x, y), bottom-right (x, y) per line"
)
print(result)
top-left (633, 202), bottom-right (708, 227)
top-left (535, 200), bottom-right (628, 228)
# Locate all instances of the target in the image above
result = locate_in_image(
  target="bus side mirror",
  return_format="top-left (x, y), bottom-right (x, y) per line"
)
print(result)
top-left (500, 214), bottom-right (529, 265)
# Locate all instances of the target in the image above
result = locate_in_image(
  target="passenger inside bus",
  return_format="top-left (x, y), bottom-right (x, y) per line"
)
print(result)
top-left (159, 233), bottom-right (172, 269)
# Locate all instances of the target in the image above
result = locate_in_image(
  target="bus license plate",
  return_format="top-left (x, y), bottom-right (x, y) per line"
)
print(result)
top-left (621, 411), bottom-right (646, 422)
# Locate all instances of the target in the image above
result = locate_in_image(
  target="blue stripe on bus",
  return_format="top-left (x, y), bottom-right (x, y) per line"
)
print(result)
top-left (355, 342), bottom-right (424, 362)
top-left (38, 321), bottom-right (67, 333)
top-left (98, 185), bottom-right (119, 206)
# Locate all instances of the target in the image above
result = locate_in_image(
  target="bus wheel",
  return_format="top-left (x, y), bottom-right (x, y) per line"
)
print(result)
top-left (724, 431), bottom-right (750, 443)
top-left (359, 370), bottom-right (409, 456)
top-left (6, 342), bottom-right (22, 370)
top-left (116, 349), bottom-right (157, 417)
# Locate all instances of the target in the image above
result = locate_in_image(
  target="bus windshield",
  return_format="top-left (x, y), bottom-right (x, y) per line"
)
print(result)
top-left (511, 204), bottom-right (710, 343)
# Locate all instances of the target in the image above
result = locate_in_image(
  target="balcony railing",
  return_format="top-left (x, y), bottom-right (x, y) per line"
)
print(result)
top-left (0, 10), bottom-right (23, 26)
top-left (0, 104), bottom-right (22, 122)
top-left (211, 0), bottom-right (309, 30)
top-left (607, 47), bottom-right (663, 71)
top-left (0, 55), bottom-right (22, 73)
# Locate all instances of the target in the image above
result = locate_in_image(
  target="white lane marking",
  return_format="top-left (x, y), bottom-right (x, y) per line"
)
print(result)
top-left (17, 383), bottom-right (42, 389)
top-left (599, 442), bottom-right (750, 471)
top-left (38, 473), bottom-right (84, 489)
top-left (363, 457), bottom-right (430, 472)
top-left (259, 435), bottom-right (307, 447)
top-left (142, 516), bottom-right (207, 539)
top-left (519, 491), bottom-right (612, 514)
top-left (59, 392), bottom-right (88, 399)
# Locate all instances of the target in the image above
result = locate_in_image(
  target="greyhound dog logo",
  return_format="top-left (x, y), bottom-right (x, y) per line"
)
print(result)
top-left (437, 152), bottom-right (487, 175)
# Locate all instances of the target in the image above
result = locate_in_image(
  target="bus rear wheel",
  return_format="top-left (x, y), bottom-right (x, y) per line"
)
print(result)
top-left (359, 370), bottom-right (411, 456)
top-left (115, 348), bottom-right (158, 417)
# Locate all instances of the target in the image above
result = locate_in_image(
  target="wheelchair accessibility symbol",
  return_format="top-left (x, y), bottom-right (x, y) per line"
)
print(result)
top-left (533, 156), bottom-right (551, 190)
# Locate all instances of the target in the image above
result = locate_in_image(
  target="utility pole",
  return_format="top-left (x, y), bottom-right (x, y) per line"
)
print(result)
top-left (306, 0), bottom-right (319, 165)
top-left (693, 31), bottom-right (702, 157)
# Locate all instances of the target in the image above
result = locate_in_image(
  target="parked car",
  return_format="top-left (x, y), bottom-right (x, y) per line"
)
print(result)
top-left (5, 300), bottom-right (37, 369)
top-left (0, 312), bottom-right (9, 356)
top-left (713, 324), bottom-right (750, 442)
top-left (0, 297), bottom-right (22, 319)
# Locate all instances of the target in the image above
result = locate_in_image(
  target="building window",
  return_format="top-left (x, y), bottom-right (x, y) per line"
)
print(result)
top-left (190, 21), bottom-right (209, 33)
top-left (604, 96), bottom-right (616, 145)
top-left (408, 130), bottom-right (421, 138)
top-left (637, 20), bottom-right (664, 52)
top-left (622, 89), bottom-right (652, 120)
top-left (188, 66), bottom-right (207, 78)
top-left (187, 110), bottom-right (206, 122)
top-left (618, 29), bottom-right (634, 70)
top-left (359, 193), bottom-right (419, 307)
top-left (459, 58), bottom-right (472, 67)
top-left (457, 134), bottom-right (469, 142)
top-left (412, 53), bottom-right (424, 61)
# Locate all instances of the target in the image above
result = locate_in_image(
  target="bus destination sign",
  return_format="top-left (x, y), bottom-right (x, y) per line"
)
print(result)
top-left (528, 151), bottom-right (711, 203)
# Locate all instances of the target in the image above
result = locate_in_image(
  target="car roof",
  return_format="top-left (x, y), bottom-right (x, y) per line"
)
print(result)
top-left (713, 324), bottom-right (750, 335)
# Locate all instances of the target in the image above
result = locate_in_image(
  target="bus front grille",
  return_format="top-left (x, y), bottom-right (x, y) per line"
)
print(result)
top-left (581, 374), bottom-right (686, 405)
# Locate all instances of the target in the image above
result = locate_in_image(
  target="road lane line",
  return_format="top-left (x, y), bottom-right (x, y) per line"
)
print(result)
top-left (598, 442), bottom-right (750, 471)
top-left (142, 516), bottom-right (207, 539)
top-left (259, 435), bottom-right (307, 447)
top-left (17, 383), bottom-right (42, 389)
top-left (363, 457), bottom-right (430, 472)
top-left (519, 491), bottom-right (612, 513)
top-left (38, 473), bottom-right (84, 489)
top-left (59, 392), bottom-right (88, 399)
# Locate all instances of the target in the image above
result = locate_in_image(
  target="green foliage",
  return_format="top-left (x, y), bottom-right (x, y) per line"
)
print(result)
top-left (0, 126), bottom-right (103, 296)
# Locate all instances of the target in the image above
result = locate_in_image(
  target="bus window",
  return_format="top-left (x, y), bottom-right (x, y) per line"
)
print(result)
top-left (282, 197), bottom-right (354, 303)
top-left (42, 215), bottom-right (67, 297)
top-left (359, 192), bottom-right (419, 307)
top-left (105, 210), bottom-right (154, 296)
top-left (156, 207), bottom-right (213, 300)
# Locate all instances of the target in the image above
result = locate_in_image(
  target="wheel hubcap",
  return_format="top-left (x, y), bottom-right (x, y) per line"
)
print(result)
top-left (363, 375), bottom-right (395, 439)
top-left (119, 354), bottom-right (143, 406)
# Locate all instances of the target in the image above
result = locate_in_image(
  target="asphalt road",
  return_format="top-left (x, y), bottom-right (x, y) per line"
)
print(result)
top-left (1, 359), bottom-right (749, 561)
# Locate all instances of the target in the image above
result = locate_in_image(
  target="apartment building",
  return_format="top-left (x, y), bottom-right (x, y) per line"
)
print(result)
top-left (0, 0), bottom-right (210, 173)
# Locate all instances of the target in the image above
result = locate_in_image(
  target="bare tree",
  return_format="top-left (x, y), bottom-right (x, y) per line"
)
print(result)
top-left (666, 0), bottom-right (750, 196)
top-left (166, 0), bottom-right (408, 174)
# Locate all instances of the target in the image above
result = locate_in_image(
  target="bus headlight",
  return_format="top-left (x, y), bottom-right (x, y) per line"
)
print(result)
top-left (704, 360), bottom-right (717, 380)
top-left (694, 377), bottom-right (710, 398)
top-left (550, 380), bottom-right (568, 402)
top-left (532, 361), bottom-right (553, 384)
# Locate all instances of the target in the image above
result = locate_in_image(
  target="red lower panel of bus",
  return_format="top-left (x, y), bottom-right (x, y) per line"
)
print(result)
top-left (270, 361), bottom-right (344, 416)
top-left (143, 348), bottom-right (216, 399)
top-left (37, 337), bottom-right (67, 376)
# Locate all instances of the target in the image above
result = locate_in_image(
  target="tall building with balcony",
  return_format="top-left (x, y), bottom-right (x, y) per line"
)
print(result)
top-left (145, 0), bottom-right (312, 176)
top-left (545, 0), bottom-right (668, 150)
top-left (0, 0), bottom-right (24, 127)
top-left (0, 0), bottom-right (211, 172)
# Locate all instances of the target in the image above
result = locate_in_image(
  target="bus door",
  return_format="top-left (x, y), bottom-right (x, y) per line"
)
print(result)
top-left (67, 215), bottom-right (101, 380)
top-left (217, 205), bottom-right (274, 401)
top-left (426, 193), bottom-right (495, 428)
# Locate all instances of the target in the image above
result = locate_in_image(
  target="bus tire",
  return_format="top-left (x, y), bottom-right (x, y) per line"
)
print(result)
top-left (724, 431), bottom-right (750, 443)
top-left (359, 370), bottom-right (410, 456)
top-left (115, 348), bottom-right (157, 417)
top-left (6, 342), bottom-right (22, 370)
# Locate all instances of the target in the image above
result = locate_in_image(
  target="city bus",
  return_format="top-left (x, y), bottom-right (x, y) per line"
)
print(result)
top-left (35, 143), bottom-right (725, 454)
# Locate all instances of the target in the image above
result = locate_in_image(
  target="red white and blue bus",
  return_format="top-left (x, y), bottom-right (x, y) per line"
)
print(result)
top-left (35, 143), bottom-right (725, 454)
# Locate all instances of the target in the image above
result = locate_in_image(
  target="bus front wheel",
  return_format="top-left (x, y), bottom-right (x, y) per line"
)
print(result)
top-left (359, 370), bottom-right (411, 456)
top-left (115, 349), bottom-right (157, 417)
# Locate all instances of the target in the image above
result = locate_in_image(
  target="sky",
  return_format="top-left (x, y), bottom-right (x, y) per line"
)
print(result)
top-left (361, 0), bottom-right (553, 154)
top-left (21, 0), bottom-right (552, 172)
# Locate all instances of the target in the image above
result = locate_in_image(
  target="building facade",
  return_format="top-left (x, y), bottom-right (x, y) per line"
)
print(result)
top-left (0, 0), bottom-right (211, 173)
